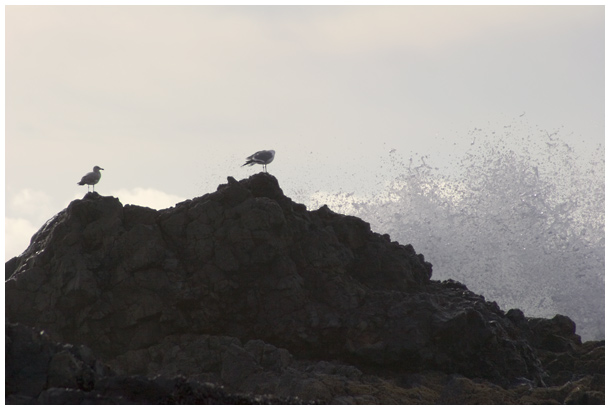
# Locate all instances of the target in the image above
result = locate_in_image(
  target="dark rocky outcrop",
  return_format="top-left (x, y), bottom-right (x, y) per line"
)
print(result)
top-left (6, 323), bottom-right (315, 404)
top-left (6, 173), bottom-right (604, 404)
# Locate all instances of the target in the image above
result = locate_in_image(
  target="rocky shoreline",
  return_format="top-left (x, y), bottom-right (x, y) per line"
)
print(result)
top-left (5, 173), bottom-right (604, 404)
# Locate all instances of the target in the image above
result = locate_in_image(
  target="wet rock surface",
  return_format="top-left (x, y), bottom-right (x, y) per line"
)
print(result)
top-left (6, 322), bottom-right (314, 404)
top-left (6, 173), bottom-right (604, 404)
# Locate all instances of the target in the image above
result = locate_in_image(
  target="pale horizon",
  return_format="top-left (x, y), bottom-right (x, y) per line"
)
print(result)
top-left (5, 5), bottom-right (604, 260)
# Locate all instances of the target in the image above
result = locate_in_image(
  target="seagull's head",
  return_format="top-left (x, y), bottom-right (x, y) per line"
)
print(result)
top-left (94, 166), bottom-right (104, 171)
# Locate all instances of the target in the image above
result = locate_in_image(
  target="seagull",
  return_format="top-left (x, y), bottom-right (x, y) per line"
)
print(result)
top-left (242, 150), bottom-right (275, 173)
top-left (77, 166), bottom-right (104, 192)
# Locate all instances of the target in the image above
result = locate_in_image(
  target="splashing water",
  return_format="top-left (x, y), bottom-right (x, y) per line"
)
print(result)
top-left (302, 123), bottom-right (604, 341)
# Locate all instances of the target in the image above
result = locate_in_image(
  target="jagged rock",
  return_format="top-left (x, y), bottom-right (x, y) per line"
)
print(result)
top-left (5, 322), bottom-right (604, 404)
top-left (6, 323), bottom-right (112, 402)
top-left (506, 309), bottom-right (582, 352)
top-left (5, 323), bottom-right (317, 405)
top-left (5, 173), bottom-right (604, 404)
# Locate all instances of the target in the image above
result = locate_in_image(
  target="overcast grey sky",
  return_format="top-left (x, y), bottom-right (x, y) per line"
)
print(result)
top-left (5, 5), bottom-right (604, 260)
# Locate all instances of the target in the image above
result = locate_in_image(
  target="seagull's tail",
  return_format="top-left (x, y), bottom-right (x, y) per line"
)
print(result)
top-left (242, 160), bottom-right (255, 167)
top-left (77, 181), bottom-right (85, 185)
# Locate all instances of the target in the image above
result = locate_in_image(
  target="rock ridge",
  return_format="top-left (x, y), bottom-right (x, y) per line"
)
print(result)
top-left (5, 173), bottom-right (604, 404)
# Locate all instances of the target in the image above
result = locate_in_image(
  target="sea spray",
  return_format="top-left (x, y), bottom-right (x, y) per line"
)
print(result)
top-left (298, 123), bottom-right (604, 341)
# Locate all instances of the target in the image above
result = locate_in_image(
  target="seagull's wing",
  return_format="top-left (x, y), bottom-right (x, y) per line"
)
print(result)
top-left (78, 171), bottom-right (100, 185)
top-left (253, 150), bottom-right (273, 163)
